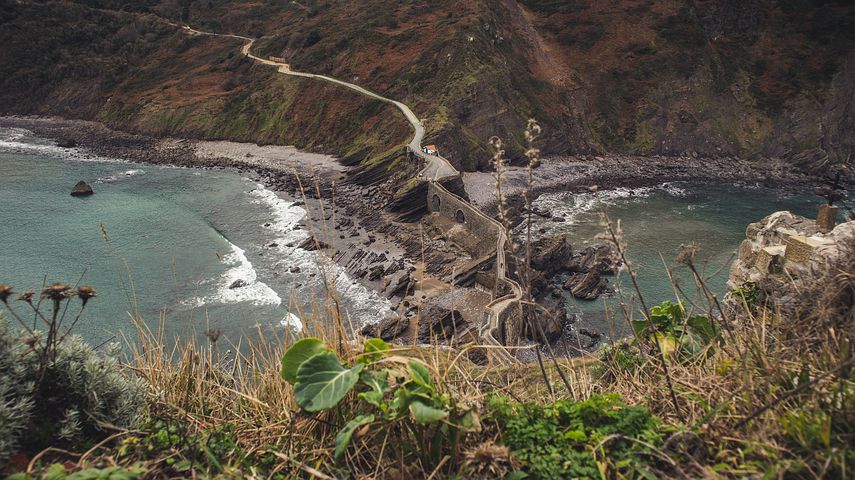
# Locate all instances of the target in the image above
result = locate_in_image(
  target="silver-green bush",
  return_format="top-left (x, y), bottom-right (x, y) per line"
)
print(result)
top-left (0, 313), bottom-right (144, 461)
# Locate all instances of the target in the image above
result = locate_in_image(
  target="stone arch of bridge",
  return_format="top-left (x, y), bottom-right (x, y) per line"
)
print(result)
top-left (455, 209), bottom-right (466, 224)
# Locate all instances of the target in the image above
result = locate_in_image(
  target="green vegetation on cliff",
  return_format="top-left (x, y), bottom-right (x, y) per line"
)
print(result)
top-left (3, 0), bottom-right (854, 173)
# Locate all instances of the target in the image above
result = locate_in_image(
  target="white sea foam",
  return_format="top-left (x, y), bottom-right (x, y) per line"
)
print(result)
top-left (0, 127), bottom-right (118, 163)
top-left (280, 312), bottom-right (303, 331)
top-left (186, 242), bottom-right (282, 308)
top-left (249, 183), bottom-right (392, 327)
top-left (532, 182), bottom-right (688, 228)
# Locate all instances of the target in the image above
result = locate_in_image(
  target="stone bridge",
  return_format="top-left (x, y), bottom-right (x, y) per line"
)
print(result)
top-left (184, 24), bottom-right (523, 363)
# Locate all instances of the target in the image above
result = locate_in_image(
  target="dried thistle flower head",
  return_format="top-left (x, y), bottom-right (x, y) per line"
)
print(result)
top-left (77, 286), bottom-right (96, 305)
top-left (42, 283), bottom-right (72, 302)
top-left (17, 291), bottom-right (34, 303)
top-left (0, 284), bottom-right (13, 303)
top-left (463, 442), bottom-right (519, 479)
top-left (677, 242), bottom-right (701, 266)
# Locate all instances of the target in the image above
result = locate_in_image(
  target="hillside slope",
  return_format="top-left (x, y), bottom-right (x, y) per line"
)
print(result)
top-left (2, 0), bottom-right (854, 175)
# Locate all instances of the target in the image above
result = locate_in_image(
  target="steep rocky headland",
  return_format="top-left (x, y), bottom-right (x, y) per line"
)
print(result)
top-left (2, 0), bottom-right (855, 178)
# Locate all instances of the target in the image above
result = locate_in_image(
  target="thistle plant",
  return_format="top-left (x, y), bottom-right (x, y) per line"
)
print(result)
top-left (0, 283), bottom-right (142, 462)
top-left (523, 118), bottom-right (541, 302)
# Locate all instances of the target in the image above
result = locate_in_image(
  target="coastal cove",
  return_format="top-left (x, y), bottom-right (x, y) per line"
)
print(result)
top-left (0, 123), bottom-right (830, 351)
top-left (527, 183), bottom-right (824, 342)
top-left (0, 126), bottom-right (391, 346)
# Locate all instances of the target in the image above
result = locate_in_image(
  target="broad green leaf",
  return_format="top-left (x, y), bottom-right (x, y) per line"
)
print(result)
top-left (295, 351), bottom-right (364, 412)
top-left (686, 315), bottom-right (719, 344)
top-left (281, 338), bottom-right (329, 384)
top-left (334, 414), bottom-right (375, 459)
top-left (408, 359), bottom-right (434, 391)
top-left (631, 318), bottom-right (650, 337)
top-left (358, 370), bottom-right (390, 408)
top-left (654, 333), bottom-right (678, 358)
top-left (505, 472), bottom-right (529, 480)
top-left (409, 400), bottom-right (448, 423)
top-left (45, 464), bottom-right (66, 480)
top-left (356, 338), bottom-right (390, 364)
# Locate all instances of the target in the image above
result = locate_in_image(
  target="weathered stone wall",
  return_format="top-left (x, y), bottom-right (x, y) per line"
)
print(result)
top-left (427, 181), bottom-right (501, 257)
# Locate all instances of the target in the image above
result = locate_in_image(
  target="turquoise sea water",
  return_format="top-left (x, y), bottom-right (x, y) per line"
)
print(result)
top-left (531, 182), bottom-right (823, 340)
top-left (0, 126), bottom-right (830, 347)
top-left (0, 127), bottom-right (390, 346)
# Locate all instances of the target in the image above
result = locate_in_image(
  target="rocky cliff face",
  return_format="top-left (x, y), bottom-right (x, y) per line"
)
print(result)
top-left (2, 0), bottom-right (854, 175)
top-left (728, 210), bottom-right (855, 313)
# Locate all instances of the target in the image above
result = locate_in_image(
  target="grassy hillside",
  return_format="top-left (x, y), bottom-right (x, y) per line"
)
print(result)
top-left (2, 0), bottom-right (854, 173)
top-left (0, 1), bottom-right (411, 171)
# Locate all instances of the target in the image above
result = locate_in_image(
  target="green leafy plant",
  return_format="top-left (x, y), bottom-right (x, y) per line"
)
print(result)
top-left (732, 282), bottom-right (761, 308)
top-left (489, 394), bottom-right (669, 479)
top-left (280, 338), bottom-right (479, 464)
top-left (7, 464), bottom-right (145, 480)
top-left (0, 284), bottom-right (143, 462)
top-left (632, 300), bottom-right (721, 360)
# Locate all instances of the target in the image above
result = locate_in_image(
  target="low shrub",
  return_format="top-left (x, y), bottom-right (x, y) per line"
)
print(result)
top-left (0, 285), bottom-right (144, 463)
top-left (489, 393), bottom-right (670, 479)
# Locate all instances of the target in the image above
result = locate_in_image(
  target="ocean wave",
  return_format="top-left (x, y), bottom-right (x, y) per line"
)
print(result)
top-left (250, 183), bottom-right (392, 326)
top-left (96, 169), bottom-right (145, 184)
top-left (249, 184), bottom-right (308, 244)
top-left (0, 127), bottom-right (118, 163)
top-left (533, 182), bottom-right (688, 226)
top-left (185, 242), bottom-right (282, 308)
top-left (280, 312), bottom-right (303, 332)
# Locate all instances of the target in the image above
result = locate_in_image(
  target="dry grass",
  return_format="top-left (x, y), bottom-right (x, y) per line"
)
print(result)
top-left (6, 161), bottom-right (853, 478)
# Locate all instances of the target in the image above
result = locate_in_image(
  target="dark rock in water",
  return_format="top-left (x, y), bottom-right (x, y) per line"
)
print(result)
top-left (563, 271), bottom-right (611, 300)
top-left (298, 236), bottom-right (330, 251)
top-left (229, 279), bottom-right (248, 289)
top-left (70, 181), bottom-right (93, 197)
top-left (289, 266), bottom-right (301, 273)
top-left (568, 244), bottom-right (619, 275)
top-left (530, 235), bottom-right (573, 276)
top-left (577, 328), bottom-right (602, 349)
top-left (361, 314), bottom-right (410, 341)
top-left (268, 242), bottom-right (279, 248)
top-left (57, 138), bottom-right (77, 148)
top-left (418, 306), bottom-right (465, 343)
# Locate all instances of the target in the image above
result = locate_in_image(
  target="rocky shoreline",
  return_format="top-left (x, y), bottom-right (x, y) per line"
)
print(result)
top-left (463, 153), bottom-right (823, 217)
top-left (0, 116), bottom-right (458, 328)
top-left (0, 115), bottom-right (833, 359)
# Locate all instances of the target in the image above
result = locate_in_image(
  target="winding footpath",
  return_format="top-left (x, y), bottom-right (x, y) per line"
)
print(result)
top-left (183, 26), bottom-right (520, 362)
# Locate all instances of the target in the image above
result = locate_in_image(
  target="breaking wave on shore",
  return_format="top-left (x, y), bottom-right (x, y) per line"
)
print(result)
top-left (530, 182), bottom-right (688, 229)
top-left (249, 183), bottom-right (392, 329)
top-left (185, 242), bottom-right (283, 309)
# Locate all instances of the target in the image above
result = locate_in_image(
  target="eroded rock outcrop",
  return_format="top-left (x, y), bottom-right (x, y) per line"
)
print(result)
top-left (728, 210), bottom-right (855, 313)
top-left (418, 306), bottom-right (466, 343)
